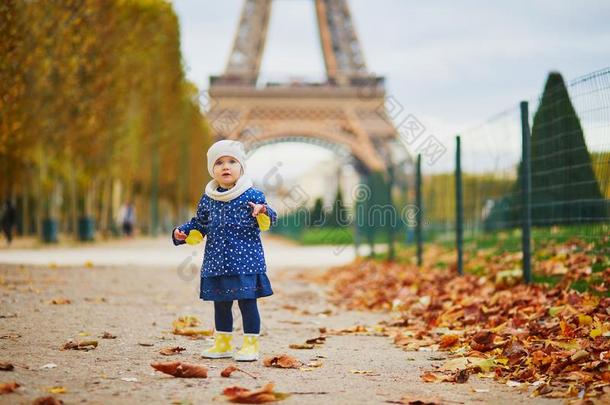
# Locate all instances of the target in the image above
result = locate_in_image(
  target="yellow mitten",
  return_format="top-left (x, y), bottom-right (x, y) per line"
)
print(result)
top-left (185, 229), bottom-right (204, 245)
top-left (256, 213), bottom-right (270, 231)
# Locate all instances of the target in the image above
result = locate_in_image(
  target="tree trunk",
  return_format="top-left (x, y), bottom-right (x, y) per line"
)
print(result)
top-left (100, 178), bottom-right (112, 236)
top-left (22, 189), bottom-right (29, 236)
top-left (85, 178), bottom-right (96, 218)
top-left (36, 162), bottom-right (42, 237)
top-left (69, 164), bottom-right (78, 238)
top-left (112, 179), bottom-right (122, 234)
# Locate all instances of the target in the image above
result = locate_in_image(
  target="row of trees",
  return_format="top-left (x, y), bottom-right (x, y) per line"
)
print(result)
top-left (0, 0), bottom-right (212, 239)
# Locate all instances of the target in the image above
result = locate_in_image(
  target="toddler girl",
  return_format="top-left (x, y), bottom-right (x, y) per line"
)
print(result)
top-left (172, 140), bottom-right (277, 361)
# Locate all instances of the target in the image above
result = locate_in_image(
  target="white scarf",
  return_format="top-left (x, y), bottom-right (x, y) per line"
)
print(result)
top-left (204, 175), bottom-right (253, 202)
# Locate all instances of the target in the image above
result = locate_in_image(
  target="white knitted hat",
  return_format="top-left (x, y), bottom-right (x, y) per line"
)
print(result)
top-left (206, 140), bottom-right (247, 177)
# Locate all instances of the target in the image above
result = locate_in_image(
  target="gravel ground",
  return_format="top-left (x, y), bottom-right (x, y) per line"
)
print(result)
top-left (0, 237), bottom-right (562, 404)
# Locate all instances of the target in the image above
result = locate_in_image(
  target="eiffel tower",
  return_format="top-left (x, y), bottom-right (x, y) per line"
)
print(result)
top-left (207, 0), bottom-right (400, 174)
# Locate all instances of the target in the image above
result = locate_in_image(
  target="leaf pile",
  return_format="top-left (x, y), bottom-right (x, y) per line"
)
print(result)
top-left (323, 253), bottom-right (610, 399)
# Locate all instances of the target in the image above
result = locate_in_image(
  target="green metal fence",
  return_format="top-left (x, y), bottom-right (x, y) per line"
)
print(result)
top-left (418, 68), bottom-right (610, 282)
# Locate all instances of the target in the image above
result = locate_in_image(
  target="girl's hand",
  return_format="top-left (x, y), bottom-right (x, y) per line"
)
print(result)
top-left (248, 202), bottom-right (267, 217)
top-left (173, 228), bottom-right (187, 241)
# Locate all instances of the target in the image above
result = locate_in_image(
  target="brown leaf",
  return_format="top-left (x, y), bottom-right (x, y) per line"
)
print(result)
top-left (0, 362), bottom-right (14, 371)
top-left (305, 336), bottom-right (326, 345)
top-left (222, 366), bottom-right (240, 378)
top-left (151, 361), bottom-right (207, 378)
top-left (420, 372), bottom-right (439, 383)
top-left (101, 332), bottom-right (116, 339)
top-left (439, 334), bottom-right (459, 349)
top-left (0, 381), bottom-right (19, 394)
top-left (502, 340), bottom-right (528, 365)
top-left (33, 396), bottom-right (64, 404)
top-left (454, 368), bottom-right (470, 383)
top-left (221, 366), bottom-right (258, 379)
top-left (0, 334), bottom-right (21, 340)
top-left (472, 330), bottom-right (494, 345)
top-left (288, 344), bottom-right (314, 350)
top-left (262, 354), bottom-right (302, 369)
top-left (399, 395), bottom-right (444, 405)
top-left (61, 340), bottom-right (97, 351)
top-left (350, 370), bottom-right (375, 375)
top-left (159, 347), bottom-right (186, 356)
top-left (50, 298), bottom-right (71, 305)
top-left (223, 386), bottom-right (250, 397)
top-left (222, 382), bottom-right (289, 403)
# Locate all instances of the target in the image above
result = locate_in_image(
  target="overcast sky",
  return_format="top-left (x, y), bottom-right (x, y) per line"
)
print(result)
top-left (173, 0), bottom-right (610, 179)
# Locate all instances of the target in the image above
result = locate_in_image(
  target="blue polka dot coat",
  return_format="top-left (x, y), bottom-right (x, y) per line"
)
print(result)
top-left (172, 186), bottom-right (277, 301)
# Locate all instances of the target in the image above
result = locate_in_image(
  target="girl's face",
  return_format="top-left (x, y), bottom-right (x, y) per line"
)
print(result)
top-left (213, 155), bottom-right (242, 188)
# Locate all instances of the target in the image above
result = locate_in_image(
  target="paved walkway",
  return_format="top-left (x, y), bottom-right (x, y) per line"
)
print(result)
top-left (0, 235), bottom-right (382, 268)
top-left (0, 237), bottom-right (560, 404)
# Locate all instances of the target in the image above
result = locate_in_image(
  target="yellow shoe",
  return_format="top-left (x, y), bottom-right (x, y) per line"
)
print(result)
top-left (233, 333), bottom-right (259, 361)
top-left (201, 331), bottom-right (233, 358)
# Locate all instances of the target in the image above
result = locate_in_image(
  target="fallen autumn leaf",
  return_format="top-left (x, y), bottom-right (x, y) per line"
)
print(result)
top-left (151, 361), bottom-right (208, 378)
top-left (222, 382), bottom-right (289, 403)
top-left (262, 355), bottom-right (302, 369)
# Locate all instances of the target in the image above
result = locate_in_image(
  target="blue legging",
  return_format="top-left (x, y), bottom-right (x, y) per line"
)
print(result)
top-left (214, 299), bottom-right (260, 334)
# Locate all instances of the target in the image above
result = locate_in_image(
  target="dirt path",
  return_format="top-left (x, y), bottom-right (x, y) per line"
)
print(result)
top-left (0, 238), bottom-right (561, 404)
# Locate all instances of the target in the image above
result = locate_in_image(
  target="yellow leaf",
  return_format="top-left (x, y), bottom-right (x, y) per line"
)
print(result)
top-left (172, 328), bottom-right (213, 337)
top-left (495, 357), bottom-right (509, 366)
top-left (590, 320), bottom-right (603, 338)
top-left (578, 314), bottom-right (592, 326)
top-left (171, 315), bottom-right (201, 330)
top-left (47, 386), bottom-right (67, 394)
top-left (491, 322), bottom-right (507, 334)
top-left (185, 230), bottom-right (204, 245)
top-left (582, 296), bottom-right (599, 310)
top-left (440, 357), bottom-right (470, 371)
top-left (256, 213), bottom-right (270, 231)
top-left (547, 339), bottom-right (580, 351)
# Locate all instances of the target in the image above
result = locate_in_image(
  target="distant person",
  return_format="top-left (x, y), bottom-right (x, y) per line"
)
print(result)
top-left (1, 199), bottom-right (16, 246)
top-left (118, 201), bottom-right (136, 238)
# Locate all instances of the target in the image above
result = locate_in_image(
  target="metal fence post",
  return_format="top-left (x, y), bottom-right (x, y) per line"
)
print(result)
top-left (520, 101), bottom-right (532, 283)
top-left (455, 135), bottom-right (464, 275)
top-left (416, 154), bottom-right (423, 266)
top-left (387, 162), bottom-right (396, 261)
